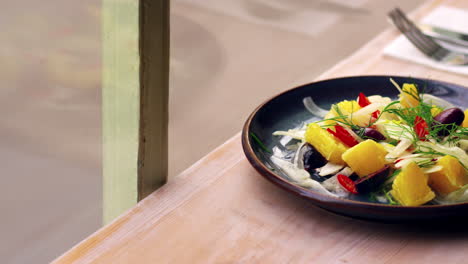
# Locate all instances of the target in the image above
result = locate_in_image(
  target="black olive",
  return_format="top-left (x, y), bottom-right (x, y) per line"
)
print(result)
top-left (348, 173), bottom-right (359, 181)
top-left (433, 108), bottom-right (465, 136)
top-left (303, 143), bottom-right (327, 172)
top-left (363, 127), bottom-right (386, 141)
top-left (434, 108), bottom-right (465, 126)
top-left (354, 165), bottom-right (391, 194)
top-left (353, 127), bottom-right (386, 141)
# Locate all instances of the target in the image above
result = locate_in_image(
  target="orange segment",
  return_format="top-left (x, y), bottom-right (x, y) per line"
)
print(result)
top-left (391, 162), bottom-right (435, 206)
top-left (342, 140), bottom-right (388, 177)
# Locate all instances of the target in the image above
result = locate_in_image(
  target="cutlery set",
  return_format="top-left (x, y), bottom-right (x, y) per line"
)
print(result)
top-left (388, 7), bottom-right (468, 66)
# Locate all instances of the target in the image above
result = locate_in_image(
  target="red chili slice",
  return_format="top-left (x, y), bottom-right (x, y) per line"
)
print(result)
top-left (334, 125), bottom-right (359, 146)
top-left (371, 110), bottom-right (381, 119)
top-left (337, 174), bottom-right (358, 194)
top-left (414, 116), bottom-right (429, 140)
top-left (358, 92), bottom-right (371, 107)
top-left (327, 128), bottom-right (339, 137)
top-left (327, 125), bottom-right (359, 147)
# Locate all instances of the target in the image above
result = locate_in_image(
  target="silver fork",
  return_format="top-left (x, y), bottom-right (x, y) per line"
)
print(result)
top-left (388, 8), bottom-right (468, 66)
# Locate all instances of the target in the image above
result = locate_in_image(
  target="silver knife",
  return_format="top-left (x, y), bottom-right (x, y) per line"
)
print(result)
top-left (418, 23), bottom-right (468, 48)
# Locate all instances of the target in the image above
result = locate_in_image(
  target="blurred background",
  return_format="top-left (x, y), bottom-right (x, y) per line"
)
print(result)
top-left (1, 0), bottom-right (423, 263)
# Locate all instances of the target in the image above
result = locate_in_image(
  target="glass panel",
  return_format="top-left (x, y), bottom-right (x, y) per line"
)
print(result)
top-left (1, 1), bottom-right (101, 263)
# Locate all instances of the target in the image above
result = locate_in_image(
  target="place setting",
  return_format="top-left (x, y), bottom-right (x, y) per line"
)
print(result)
top-left (385, 6), bottom-right (468, 73)
top-left (242, 5), bottom-right (468, 222)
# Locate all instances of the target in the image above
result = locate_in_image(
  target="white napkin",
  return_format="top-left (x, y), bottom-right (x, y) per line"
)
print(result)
top-left (383, 6), bottom-right (468, 75)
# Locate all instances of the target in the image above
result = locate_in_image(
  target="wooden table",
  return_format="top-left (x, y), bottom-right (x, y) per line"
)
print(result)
top-left (54, 0), bottom-right (468, 263)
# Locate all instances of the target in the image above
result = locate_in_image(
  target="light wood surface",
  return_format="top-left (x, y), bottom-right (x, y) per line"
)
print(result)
top-left (103, 0), bottom-right (170, 223)
top-left (55, 0), bottom-right (468, 263)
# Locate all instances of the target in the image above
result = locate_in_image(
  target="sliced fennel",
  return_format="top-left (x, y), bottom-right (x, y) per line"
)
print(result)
top-left (458, 139), bottom-right (468, 151)
top-left (303, 97), bottom-right (328, 118)
top-left (421, 93), bottom-right (454, 109)
top-left (386, 138), bottom-right (413, 160)
top-left (322, 167), bottom-right (354, 197)
top-left (381, 121), bottom-right (414, 141)
top-left (418, 141), bottom-right (468, 169)
top-left (350, 103), bottom-right (385, 126)
top-left (367, 95), bottom-right (392, 105)
top-left (272, 129), bottom-right (305, 141)
top-left (322, 175), bottom-right (349, 197)
top-left (434, 184), bottom-right (468, 204)
top-left (318, 162), bottom-right (345, 177)
top-left (292, 142), bottom-right (307, 170)
top-left (270, 155), bottom-right (338, 197)
top-left (422, 165), bottom-right (442, 174)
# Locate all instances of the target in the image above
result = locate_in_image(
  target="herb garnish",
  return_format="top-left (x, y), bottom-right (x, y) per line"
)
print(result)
top-left (250, 132), bottom-right (271, 154)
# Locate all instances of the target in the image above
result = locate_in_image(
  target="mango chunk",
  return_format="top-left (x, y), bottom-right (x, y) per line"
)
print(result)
top-left (321, 100), bottom-right (360, 127)
top-left (463, 109), bottom-right (468, 128)
top-left (399, 83), bottom-right (419, 108)
top-left (305, 123), bottom-right (348, 165)
top-left (332, 100), bottom-right (361, 115)
top-left (391, 162), bottom-right (435, 206)
top-left (342, 140), bottom-right (388, 177)
top-left (429, 155), bottom-right (468, 195)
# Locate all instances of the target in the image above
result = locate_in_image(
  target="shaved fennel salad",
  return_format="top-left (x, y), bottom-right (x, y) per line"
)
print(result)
top-left (269, 79), bottom-right (468, 206)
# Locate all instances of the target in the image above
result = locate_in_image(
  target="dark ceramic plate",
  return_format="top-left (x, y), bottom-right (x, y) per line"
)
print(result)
top-left (242, 75), bottom-right (468, 221)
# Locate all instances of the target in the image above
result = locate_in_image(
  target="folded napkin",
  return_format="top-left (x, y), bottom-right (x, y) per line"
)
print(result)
top-left (383, 6), bottom-right (468, 75)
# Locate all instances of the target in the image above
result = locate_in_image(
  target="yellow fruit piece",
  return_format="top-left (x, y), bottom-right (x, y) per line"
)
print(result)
top-left (305, 123), bottom-right (348, 165)
top-left (341, 140), bottom-right (388, 177)
top-left (429, 155), bottom-right (468, 195)
top-left (463, 109), bottom-right (468, 128)
top-left (399, 83), bottom-right (419, 108)
top-left (322, 100), bottom-right (360, 127)
top-left (431, 105), bottom-right (443, 117)
top-left (333, 100), bottom-right (361, 115)
top-left (391, 162), bottom-right (435, 206)
top-left (320, 111), bottom-right (337, 127)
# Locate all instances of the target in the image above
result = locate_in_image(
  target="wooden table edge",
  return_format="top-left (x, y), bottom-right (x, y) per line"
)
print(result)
top-left (53, 132), bottom-right (244, 263)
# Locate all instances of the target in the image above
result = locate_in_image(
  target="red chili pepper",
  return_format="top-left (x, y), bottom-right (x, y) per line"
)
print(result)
top-left (327, 125), bottom-right (359, 147)
top-left (326, 128), bottom-right (338, 137)
top-left (372, 110), bottom-right (381, 119)
top-left (414, 116), bottom-right (429, 140)
top-left (337, 174), bottom-right (358, 194)
top-left (358, 92), bottom-right (371, 107)
top-left (359, 93), bottom-right (381, 120)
